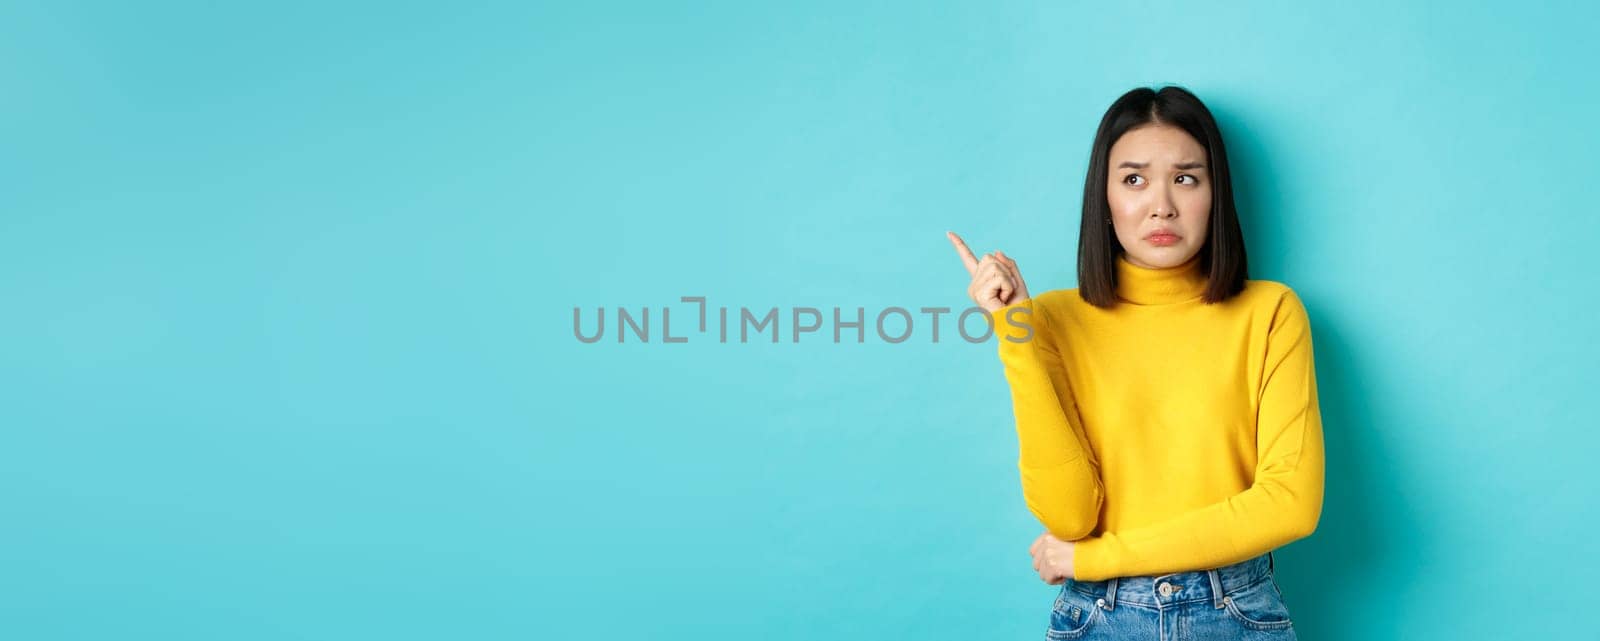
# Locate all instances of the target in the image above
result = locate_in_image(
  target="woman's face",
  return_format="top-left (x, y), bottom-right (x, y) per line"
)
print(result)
top-left (1106, 123), bottom-right (1212, 269)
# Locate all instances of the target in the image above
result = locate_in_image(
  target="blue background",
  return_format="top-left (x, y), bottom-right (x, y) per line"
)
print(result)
top-left (3, 1), bottom-right (1595, 639)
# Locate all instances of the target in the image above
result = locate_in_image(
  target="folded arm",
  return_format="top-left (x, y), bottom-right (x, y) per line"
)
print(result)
top-left (1069, 290), bottom-right (1326, 580)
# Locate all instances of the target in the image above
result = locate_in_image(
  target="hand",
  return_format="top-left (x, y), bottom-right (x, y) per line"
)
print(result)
top-left (1029, 531), bottom-right (1075, 585)
top-left (947, 231), bottom-right (1030, 313)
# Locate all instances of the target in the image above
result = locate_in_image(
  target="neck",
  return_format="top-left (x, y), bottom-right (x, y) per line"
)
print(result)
top-left (1115, 253), bottom-right (1208, 305)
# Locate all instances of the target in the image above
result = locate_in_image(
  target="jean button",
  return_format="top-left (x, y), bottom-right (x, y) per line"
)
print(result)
top-left (1158, 582), bottom-right (1174, 596)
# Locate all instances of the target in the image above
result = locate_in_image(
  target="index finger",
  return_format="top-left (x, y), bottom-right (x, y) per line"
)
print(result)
top-left (946, 231), bottom-right (980, 275)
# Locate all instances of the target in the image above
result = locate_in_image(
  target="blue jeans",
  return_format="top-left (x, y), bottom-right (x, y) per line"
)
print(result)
top-left (1045, 552), bottom-right (1296, 640)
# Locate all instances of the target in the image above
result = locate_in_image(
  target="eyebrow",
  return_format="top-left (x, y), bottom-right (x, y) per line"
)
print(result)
top-left (1116, 161), bottom-right (1208, 170)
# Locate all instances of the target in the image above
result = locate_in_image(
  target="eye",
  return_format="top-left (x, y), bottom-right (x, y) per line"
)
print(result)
top-left (1176, 174), bottom-right (1199, 185)
top-left (1123, 174), bottom-right (1145, 186)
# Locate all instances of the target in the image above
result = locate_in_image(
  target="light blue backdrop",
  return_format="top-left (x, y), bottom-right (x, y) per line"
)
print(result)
top-left (3, 1), bottom-right (1595, 639)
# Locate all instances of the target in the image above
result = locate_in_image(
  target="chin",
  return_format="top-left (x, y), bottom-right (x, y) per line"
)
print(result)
top-left (1128, 246), bottom-right (1199, 268)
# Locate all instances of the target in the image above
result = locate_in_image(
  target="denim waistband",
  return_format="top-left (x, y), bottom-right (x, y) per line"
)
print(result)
top-left (1066, 552), bottom-right (1275, 610)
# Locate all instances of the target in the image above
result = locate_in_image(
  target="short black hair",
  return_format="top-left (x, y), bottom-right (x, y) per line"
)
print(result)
top-left (1077, 85), bottom-right (1248, 308)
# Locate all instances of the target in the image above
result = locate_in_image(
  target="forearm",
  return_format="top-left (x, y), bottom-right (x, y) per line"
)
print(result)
top-left (992, 300), bottom-right (1104, 540)
top-left (1070, 475), bottom-right (1322, 580)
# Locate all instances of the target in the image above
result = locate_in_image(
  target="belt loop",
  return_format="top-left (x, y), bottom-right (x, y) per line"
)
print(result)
top-left (1104, 577), bottom-right (1119, 610)
top-left (1207, 568), bottom-right (1225, 609)
top-left (1269, 551), bottom-right (1276, 574)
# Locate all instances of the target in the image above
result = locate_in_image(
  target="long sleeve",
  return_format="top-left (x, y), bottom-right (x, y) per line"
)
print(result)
top-left (1069, 290), bottom-right (1326, 580)
top-left (991, 298), bottom-right (1105, 541)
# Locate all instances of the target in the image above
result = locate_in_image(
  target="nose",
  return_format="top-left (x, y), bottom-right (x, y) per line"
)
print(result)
top-left (1151, 189), bottom-right (1178, 218)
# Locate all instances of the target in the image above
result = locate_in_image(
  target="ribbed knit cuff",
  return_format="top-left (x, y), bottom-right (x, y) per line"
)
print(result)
top-left (1071, 535), bottom-right (1115, 581)
top-left (989, 298), bottom-right (1036, 347)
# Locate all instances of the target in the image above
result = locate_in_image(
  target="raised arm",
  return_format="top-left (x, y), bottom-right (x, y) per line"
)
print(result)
top-left (1068, 289), bottom-right (1326, 580)
top-left (946, 231), bottom-right (1105, 541)
top-left (991, 298), bottom-right (1105, 541)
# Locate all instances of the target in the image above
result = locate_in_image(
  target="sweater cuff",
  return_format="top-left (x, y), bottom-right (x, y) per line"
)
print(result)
top-left (990, 298), bottom-right (1037, 347)
top-left (1071, 535), bottom-right (1116, 581)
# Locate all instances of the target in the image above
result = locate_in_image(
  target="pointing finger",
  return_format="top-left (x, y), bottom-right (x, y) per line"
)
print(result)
top-left (946, 231), bottom-right (980, 276)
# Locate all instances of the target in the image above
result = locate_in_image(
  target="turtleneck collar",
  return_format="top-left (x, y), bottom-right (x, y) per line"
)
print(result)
top-left (1114, 253), bottom-right (1208, 305)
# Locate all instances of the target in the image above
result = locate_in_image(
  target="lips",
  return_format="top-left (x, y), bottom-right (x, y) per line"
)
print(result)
top-left (1145, 230), bottom-right (1181, 246)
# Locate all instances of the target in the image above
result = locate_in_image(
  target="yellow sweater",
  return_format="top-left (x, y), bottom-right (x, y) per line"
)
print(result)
top-left (991, 253), bottom-right (1324, 581)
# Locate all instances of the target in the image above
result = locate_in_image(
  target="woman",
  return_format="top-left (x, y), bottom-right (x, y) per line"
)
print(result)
top-left (947, 86), bottom-right (1324, 639)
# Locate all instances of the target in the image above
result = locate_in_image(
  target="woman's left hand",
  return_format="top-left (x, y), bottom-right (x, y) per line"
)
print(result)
top-left (1030, 531), bottom-right (1075, 585)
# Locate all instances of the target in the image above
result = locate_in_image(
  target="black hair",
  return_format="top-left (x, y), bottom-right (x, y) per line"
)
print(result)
top-left (1077, 85), bottom-right (1248, 308)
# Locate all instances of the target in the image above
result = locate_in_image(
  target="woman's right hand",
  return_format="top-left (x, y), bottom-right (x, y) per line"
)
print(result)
top-left (947, 231), bottom-right (1030, 313)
